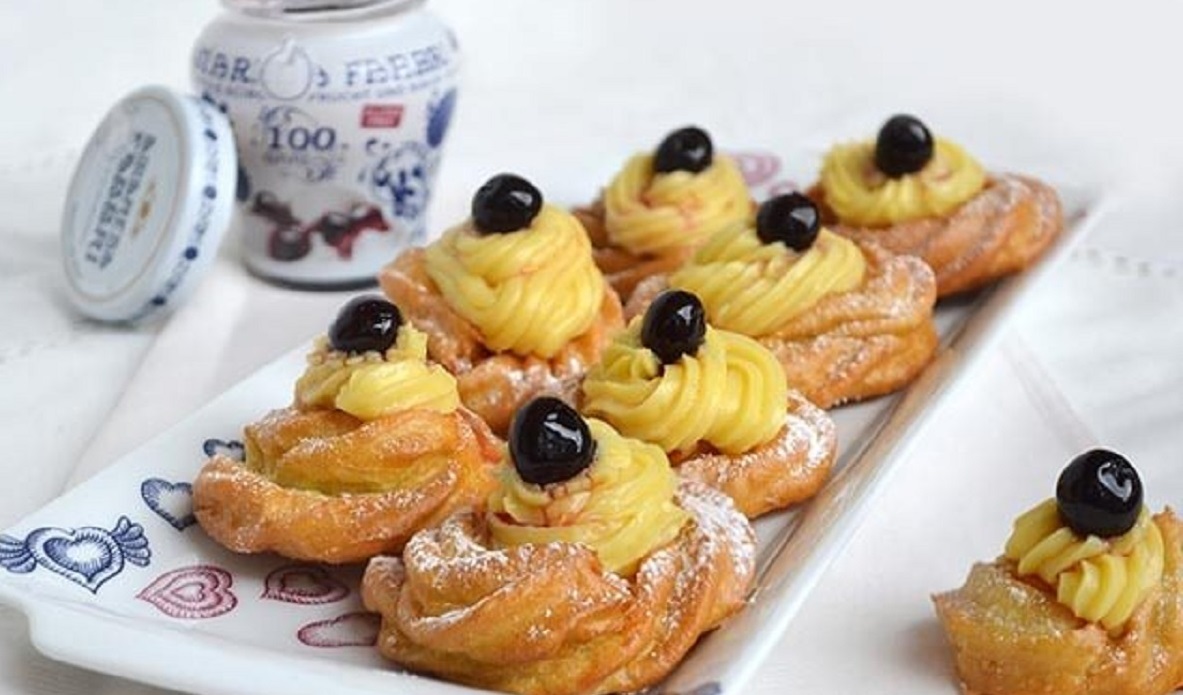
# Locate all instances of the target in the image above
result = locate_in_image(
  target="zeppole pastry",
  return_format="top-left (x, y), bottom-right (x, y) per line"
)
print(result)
top-left (193, 296), bottom-right (502, 564)
top-left (627, 192), bottom-right (938, 409)
top-left (581, 289), bottom-right (836, 517)
top-left (934, 449), bottom-right (1183, 695)
top-left (362, 397), bottom-right (755, 695)
top-left (379, 173), bottom-right (624, 435)
top-left (574, 126), bottom-right (753, 300)
top-left (809, 114), bottom-right (1064, 296)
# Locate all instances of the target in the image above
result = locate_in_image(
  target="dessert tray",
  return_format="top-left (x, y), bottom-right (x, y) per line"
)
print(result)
top-left (0, 155), bottom-right (1103, 695)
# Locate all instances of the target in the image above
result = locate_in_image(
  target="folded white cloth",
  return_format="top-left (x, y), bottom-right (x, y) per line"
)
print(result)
top-left (0, 156), bottom-right (156, 525)
top-left (67, 251), bottom-right (355, 487)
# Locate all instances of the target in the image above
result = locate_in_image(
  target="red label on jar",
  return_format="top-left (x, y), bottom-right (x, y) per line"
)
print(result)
top-left (360, 104), bottom-right (404, 128)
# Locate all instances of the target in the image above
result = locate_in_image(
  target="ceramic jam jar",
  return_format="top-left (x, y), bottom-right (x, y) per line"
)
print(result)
top-left (192, 0), bottom-right (460, 288)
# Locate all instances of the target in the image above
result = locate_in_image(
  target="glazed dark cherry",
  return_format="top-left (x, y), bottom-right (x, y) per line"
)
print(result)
top-left (755, 192), bottom-right (820, 251)
top-left (874, 114), bottom-right (935, 178)
top-left (653, 126), bottom-right (713, 174)
top-left (509, 397), bottom-right (597, 486)
top-left (471, 173), bottom-right (543, 234)
top-left (641, 290), bottom-right (707, 366)
top-left (1056, 448), bottom-right (1143, 538)
top-left (328, 295), bottom-right (403, 354)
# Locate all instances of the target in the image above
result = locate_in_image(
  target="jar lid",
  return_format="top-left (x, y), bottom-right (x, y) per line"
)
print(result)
top-left (61, 86), bottom-right (237, 323)
top-left (223, 0), bottom-right (423, 20)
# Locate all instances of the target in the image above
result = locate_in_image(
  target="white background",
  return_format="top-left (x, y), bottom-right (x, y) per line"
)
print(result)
top-left (1, 1), bottom-right (1182, 693)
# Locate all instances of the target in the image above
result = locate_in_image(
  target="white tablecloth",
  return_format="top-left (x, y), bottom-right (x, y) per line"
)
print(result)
top-left (2, 1), bottom-right (1182, 693)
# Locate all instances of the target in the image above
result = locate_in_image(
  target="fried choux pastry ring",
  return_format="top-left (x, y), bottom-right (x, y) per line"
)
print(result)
top-left (627, 192), bottom-right (939, 409)
top-left (193, 297), bottom-right (502, 564)
top-left (810, 114), bottom-right (1064, 296)
top-left (362, 398), bottom-right (756, 695)
top-left (581, 289), bottom-right (837, 517)
top-left (380, 174), bottom-right (623, 435)
top-left (574, 126), bottom-right (754, 301)
top-left (934, 449), bottom-right (1183, 695)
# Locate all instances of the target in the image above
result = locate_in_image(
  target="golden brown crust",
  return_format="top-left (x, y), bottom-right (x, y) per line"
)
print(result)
top-left (626, 242), bottom-right (939, 409)
top-left (193, 407), bottom-right (502, 564)
top-left (361, 480), bottom-right (756, 695)
top-left (811, 174), bottom-right (1064, 297)
top-left (379, 249), bottom-right (624, 435)
top-left (933, 510), bottom-right (1183, 695)
top-left (672, 392), bottom-right (837, 517)
top-left (573, 199), bottom-right (697, 302)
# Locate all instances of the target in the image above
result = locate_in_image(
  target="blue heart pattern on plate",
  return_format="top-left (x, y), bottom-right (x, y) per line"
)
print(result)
top-left (141, 479), bottom-right (196, 531)
top-left (0, 516), bottom-right (151, 594)
top-left (202, 438), bottom-right (245, 461)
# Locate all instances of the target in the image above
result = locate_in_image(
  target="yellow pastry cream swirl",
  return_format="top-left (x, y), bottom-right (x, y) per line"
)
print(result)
top-left (424, 204), bottom-right (606, 359)
top-left (581, 321), bottom-right (786, 455)
top-left (820, 138), bottom-right (986, 227)
top-left (604, 153), bottom-right (749, 256)
top-left (488, 419), bottom-right (689, 577)
top-left (670, 222), bottom-right (867, 337)
top-left (294, 324), bottom-right (460, 419)
top-left (1004, 499), bottom-right (1166, 633)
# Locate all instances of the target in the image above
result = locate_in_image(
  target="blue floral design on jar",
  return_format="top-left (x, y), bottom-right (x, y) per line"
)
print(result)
top-left (426, 88), bottom-right (457, 149)
top-left (366, 141), bottom-right (432, 230)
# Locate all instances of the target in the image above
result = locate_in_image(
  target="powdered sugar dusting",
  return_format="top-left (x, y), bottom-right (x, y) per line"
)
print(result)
top-left (624, 240), bottom-right (938, 409)
top-left (833, 174), bottom-right (1064, 294)
top-left (675, 391), bottom-right (837, 517)
top-left (363, 479), bottom-right (756, 693)
top-left (674, 480), bottom-right (758, 581)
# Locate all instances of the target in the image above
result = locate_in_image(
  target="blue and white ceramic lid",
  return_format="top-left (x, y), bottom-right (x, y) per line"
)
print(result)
top-left (61, 85), bottom-right (236, 323)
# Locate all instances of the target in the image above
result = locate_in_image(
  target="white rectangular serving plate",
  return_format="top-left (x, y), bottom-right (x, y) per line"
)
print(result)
top-left (0, 184), bottom-right (1104, 695)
